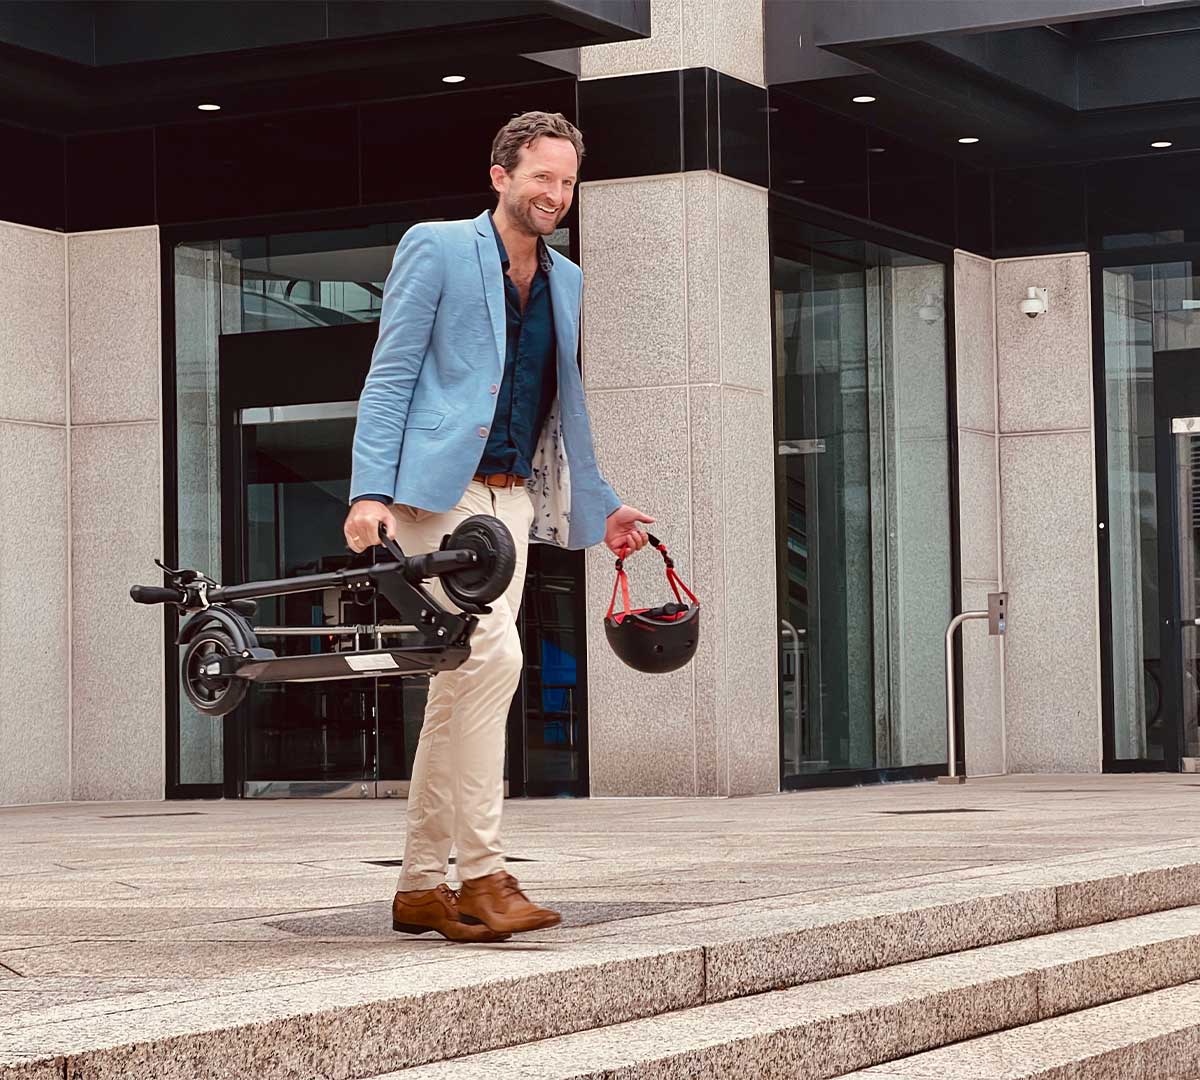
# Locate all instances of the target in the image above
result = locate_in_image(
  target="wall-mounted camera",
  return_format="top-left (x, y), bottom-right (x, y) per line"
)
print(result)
top-left (1019, 286), bottom-right (1048, 319)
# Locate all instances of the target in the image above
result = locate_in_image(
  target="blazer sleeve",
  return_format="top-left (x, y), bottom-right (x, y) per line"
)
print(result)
top-left (350, 224), bottom-right (444, 502)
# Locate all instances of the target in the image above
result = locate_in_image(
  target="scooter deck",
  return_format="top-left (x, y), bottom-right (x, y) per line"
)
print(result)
top-left (229, 646), bottom-right (471, 684)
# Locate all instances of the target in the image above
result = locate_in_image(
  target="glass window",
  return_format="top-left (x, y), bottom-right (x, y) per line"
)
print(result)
top-left (773, 217), bottom-right (953, 781)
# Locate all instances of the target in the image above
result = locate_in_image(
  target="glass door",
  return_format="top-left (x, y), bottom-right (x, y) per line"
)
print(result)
top-left (772, 216), bottom-right (953, 785)
top-left (235, 402), bottom-right (424, 796)
top-left (1102, 259), bottom-right (1200, 768)
top-left (1166, 417), bottom-right (1200, 763)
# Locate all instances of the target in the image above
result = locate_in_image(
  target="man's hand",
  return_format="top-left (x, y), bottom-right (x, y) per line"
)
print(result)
top-left (344, 501), bottom-right (397, 553)
top-left (605, 505), bottom-right (655, 558)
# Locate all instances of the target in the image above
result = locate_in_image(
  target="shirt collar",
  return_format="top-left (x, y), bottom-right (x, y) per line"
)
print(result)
top-left (489, 211), bottom-right (553, 273)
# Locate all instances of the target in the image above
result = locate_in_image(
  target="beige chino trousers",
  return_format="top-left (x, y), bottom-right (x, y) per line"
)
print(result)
top-left (391, 480), bottom-right (534, 892)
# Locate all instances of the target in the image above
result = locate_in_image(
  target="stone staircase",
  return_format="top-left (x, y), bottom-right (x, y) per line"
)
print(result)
top-left (8, 844), bottom-right (1200, 1080)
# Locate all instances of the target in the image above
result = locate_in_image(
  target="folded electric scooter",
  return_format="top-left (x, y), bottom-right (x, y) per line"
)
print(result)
top-left (129, 516), bottom-right (515, 717)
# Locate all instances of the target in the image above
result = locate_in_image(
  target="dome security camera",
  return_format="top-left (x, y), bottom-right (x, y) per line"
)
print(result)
top-left (1020, 287), bottom-right (1048, 319)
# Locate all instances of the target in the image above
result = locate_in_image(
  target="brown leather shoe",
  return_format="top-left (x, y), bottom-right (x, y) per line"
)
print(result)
top-left (392, 884), bottom-right (511, 943)
top-left (457, 871), bottom-right (562, 933)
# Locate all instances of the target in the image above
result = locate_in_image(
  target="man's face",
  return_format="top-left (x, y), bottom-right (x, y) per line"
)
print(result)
top-left (493, 136), bottom-right (578, 238)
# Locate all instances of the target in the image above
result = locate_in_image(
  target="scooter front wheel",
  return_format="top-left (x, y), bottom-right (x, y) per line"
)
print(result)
top-left (182, 627), bottom-right (249, 716)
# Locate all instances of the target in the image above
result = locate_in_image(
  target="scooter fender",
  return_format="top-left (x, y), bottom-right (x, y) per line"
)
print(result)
top-left (177, 607), bottom-right (260, 653)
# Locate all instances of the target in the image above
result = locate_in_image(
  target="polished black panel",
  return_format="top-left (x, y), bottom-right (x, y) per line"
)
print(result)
top-left (1088, 152), bottom-right (1200, 248)
top-left (717, 72), bottom-right (769, 188)
top-left (0, 120), bottom-right (64, 230)
top-left (576, 70), bottom-right (681, 181)
top-left (993, 165), bottom-right (1086, 256)
top-left (156, 108), bottom-right (359, 224)
top-left (955, 161), bottom-right (993, 257)
top-left (361, 80), bottom-right (576, 205)
top-left (681, 67), bottom-right (713, 172)
top-left (867, 130), bottom-right (955, 245)
top-left (770, 89), bottom-right (868, 219)
top-left (66, 128), bottom-right (156, 231)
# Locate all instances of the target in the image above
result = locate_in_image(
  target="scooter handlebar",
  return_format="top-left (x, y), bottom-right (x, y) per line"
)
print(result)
top-left (130, 584), bottom-right (186, 605)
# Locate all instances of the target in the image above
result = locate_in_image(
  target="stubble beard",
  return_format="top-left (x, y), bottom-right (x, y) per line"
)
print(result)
top-left (506, 191), bottom-right (559, 237)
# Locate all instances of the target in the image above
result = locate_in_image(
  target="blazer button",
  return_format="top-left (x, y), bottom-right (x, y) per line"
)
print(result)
top-left (478, 426), bottom-right (488, 437)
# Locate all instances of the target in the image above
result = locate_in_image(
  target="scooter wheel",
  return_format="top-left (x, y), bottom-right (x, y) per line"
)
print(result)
top-left (442, 514), bottom-right (517, 609)
top-left (182, 626), bottom-right (249, 716)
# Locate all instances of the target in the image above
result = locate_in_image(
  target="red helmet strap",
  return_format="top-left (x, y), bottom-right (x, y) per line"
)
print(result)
top-left (606, 536), bottom-right (698, 622)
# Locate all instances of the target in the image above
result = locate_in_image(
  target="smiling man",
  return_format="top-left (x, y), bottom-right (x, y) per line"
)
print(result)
top-left (343, 112), bottom-right (652, 942)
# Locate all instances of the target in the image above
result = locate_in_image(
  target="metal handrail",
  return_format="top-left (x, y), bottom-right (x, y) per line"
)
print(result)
top-left (941, 610), bottom-right (988, 785)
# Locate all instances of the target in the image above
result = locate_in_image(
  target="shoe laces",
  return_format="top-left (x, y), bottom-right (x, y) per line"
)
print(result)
top-left (435, 883), bottom-right (460, 909)
top-left (495, 872), bottom-right (528, 901)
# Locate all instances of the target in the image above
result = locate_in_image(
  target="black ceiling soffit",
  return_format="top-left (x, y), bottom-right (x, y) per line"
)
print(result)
top-left (769, 0), bottom-right (1200, 169)
top-left (0, 0), bottom-right (649, 133)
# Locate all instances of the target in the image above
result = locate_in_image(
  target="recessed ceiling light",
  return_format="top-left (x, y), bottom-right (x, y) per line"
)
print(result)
top-left (852, 95), bottom-right (877, 104)
top-left (868, 147), bottom-right (886, 153)
top-left (442, 75), bottom-right (466, 84)
top-left (197, 103), bottom-right (221, 112)
top-left (958, 137), bottom-right (980, 144)
top-left (1151, 140), bottom-right (1173, 148)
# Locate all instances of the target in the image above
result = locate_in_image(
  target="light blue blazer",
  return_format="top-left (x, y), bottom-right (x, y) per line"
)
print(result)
top-left (350, 210), bottom-right (621, 550)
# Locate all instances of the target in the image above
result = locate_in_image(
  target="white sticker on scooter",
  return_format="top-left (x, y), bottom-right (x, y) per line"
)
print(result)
top-left (345, 653), bottom-right (399, 672)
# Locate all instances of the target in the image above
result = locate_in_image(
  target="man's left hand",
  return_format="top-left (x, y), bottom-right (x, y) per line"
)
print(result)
top-left (605, 504), bottom-right (655, 558)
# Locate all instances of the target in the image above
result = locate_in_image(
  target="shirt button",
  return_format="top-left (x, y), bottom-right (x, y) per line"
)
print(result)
top-left (489, 384), bottom-right (498, 394)
top-left (478, 426), bottom-right (488, 438)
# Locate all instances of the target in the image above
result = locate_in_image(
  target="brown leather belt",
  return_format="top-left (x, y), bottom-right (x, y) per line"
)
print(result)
top-left (472, 472), bottom-right (526, 489)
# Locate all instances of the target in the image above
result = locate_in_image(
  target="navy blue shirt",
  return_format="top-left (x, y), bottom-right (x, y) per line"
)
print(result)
top-left (352, 214), bottom-right (558, 506)
top-left (478, 213), bottom-right (557, 477)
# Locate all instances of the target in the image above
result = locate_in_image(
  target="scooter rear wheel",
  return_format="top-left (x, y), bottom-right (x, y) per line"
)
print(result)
top-left (182, 626), bottom-right (249, 716)
top-left (441, 514), bottom-right (517, 610)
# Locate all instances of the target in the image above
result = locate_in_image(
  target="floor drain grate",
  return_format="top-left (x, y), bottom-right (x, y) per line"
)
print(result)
top-left (878, 808), bottom-right (998, 815)
top-left (364, 856), bottom-right (534, 867)
top-left (268, 899), bottom-right (716, 937)
top-left (99, 812), bottom-right (206, 819)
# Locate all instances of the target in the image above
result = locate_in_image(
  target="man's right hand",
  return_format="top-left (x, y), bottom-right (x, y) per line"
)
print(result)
top-left (344, 500), bottom-right (397, 553)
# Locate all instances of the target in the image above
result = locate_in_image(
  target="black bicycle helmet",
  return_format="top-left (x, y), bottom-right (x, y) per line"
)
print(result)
top-left (604, 533), bottom-right (700, 674)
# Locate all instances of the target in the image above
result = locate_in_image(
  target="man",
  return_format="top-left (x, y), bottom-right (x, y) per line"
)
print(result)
top-left (343, 112), bottom-right (652, 943)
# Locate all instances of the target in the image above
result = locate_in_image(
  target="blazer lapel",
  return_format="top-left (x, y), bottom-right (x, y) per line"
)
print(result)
top-left (547, 256), bottom-right (578, 392)
top-left (473, 212), bottom-right (506, 376)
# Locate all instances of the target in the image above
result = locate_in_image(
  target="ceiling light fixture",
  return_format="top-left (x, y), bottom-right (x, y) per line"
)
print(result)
top-left (852, 95), bottom-right (876, 104)
top-left (1151, 140), bottom-right (1173, 148)
top-left (442, 75), bottom-right (467, 84)
top-left (868, 147), bottom-right (886, 153)
top-left (197, 103), bottom-right (221, 112)
top-left (958, 137), bottom-right (980, 144)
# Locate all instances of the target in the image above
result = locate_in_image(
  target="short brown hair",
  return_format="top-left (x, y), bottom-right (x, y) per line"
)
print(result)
top-left (490, 111), bottom-right (585, 181)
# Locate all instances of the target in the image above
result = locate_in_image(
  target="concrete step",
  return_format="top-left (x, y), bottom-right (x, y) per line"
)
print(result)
top-left (372, 905), bottom-right (1200, 1080)
top-left (838, 979), bottom-right (1200, 1079)
top-left (6, 844), bottom-right (1200, 1080)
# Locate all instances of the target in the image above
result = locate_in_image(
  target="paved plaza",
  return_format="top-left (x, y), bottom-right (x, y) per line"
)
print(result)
top-left (4, 775), bottom-right (1200, 1077)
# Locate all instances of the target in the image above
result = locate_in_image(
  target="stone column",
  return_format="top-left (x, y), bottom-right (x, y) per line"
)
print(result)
top-left (69, 226), bottom-right (165, 800)
top-left (578, 0), bottom-right (775, 797)
top-left (0, 221), bottom-right (69, 805)
top-left (579, 172), bottom-right (777, 796)
top-left (996, 253), bottom-right (1102, 773)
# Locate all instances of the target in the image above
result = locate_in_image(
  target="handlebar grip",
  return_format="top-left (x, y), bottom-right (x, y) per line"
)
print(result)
top-left (130, 585), bottom-right (186, 605)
